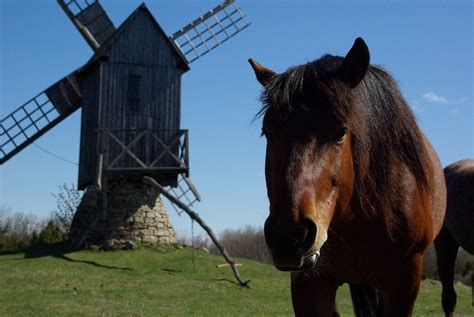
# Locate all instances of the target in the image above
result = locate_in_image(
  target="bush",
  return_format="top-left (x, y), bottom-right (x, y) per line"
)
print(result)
top-left (185, 225), bottom-right (272, 264)
top-left (422, 244), bottom-right (474, 286)
top-left (0, 207), bottom-right (43, 252)
top-left (422, 245), bottom-right (438, 280)
top-left (217, 226), bottom-right (272, 263)
top-left (0, 207), bottom-right (68, 252)
top-left (455, 250), bottom-right (474, 285)
top-left (35, 220), bottom-right (67, 247)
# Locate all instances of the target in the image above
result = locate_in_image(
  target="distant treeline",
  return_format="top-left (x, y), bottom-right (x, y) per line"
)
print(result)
top-left (0, 208), bottom-right (68, 252)
top-left (0, 184), bottom-right (79, 252)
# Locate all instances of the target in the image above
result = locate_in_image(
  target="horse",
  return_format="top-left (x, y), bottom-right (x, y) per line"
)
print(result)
top-left (434, 159), bottom-right (474, 317)
top-left (249, 38), bottom-right (446, 317)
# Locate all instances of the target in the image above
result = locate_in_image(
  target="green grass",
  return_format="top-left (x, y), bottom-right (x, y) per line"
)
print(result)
top-left (0, 246), bottom-right (472, 316)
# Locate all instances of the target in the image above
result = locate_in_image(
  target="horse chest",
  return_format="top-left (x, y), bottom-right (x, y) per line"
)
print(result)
top-left (320, 229), bottom-right (404, 284)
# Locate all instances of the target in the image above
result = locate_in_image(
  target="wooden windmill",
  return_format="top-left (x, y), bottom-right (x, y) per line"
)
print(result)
top-left (0, 0), bottom-right (251, 249)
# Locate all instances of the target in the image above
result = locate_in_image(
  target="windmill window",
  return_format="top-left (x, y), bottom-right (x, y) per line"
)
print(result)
top-left (127, 74), bottom-right (141, 112)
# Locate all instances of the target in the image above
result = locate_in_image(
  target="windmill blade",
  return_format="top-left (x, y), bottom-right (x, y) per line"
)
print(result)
top-left (170, 0), bottom-right (251, 63)
top-left (57, 0), bottom-right (116, 51)
top-left (0, 72), bottom-right (82, 164)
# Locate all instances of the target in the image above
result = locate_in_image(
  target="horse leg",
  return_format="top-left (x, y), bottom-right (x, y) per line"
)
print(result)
top-left (434, 223), bottom-right (459, 317)
top-left (291, 272), bottom-right (340, 317)
top-left (380, 254), bottom-right (423, 317)
top-left (350, 284), bottom-right (383, 317)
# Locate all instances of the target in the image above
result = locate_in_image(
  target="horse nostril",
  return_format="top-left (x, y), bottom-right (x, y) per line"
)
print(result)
top-left (290, 237), bottom-right (300, 248)
top-left (264, 217), bottom-right (317, 254)
top-left (264, 218), bottom-right (277, 249)
top-left (300, 218), bottom-right (317, 252)
top-left (293, 225), bottom-right (308, 248)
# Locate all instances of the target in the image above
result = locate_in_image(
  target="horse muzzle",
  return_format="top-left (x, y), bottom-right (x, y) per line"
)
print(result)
top-left (272, 249), bottom-right (320, 271)
top-left (264, 217), bottom-right (319, 271)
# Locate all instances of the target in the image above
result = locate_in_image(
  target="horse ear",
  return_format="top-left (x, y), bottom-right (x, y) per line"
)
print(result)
top-left (338, 37), bottom-right (370, 88)
top-left (248, 58), bottom-right (277, 86)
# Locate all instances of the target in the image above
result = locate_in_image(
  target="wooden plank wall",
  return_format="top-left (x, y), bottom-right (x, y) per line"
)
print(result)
top-left (78, 9), bottom-right (187, 187)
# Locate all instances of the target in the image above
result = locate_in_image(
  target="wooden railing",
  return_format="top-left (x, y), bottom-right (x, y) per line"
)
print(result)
top-left (99, 129), bottom-right (189, 175)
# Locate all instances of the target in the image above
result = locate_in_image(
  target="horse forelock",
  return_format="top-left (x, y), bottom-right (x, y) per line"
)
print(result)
top-left (258, 55), bottom-right (350, 120)
top-left (257, 54), bottom-right (432, 226)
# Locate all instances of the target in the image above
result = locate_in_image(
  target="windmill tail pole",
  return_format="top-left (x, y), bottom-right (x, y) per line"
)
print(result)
top-left (143, 176), bottom-right (251, 288)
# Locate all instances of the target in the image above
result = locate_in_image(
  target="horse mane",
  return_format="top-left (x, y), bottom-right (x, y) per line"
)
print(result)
top-left (258, 55), bottom-right (431, 220)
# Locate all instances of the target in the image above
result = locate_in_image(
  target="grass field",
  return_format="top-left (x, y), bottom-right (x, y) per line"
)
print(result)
top-left (0, 246), bottom-right (472, 316)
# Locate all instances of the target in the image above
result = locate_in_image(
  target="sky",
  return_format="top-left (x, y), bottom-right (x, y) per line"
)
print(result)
top-left (0, 0), bottom-right (472, 239)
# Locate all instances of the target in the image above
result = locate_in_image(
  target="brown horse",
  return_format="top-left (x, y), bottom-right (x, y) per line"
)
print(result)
top-left (434, 159), bottom-right (474, 317)
top-left (249, 38), bottom-right (446, 316)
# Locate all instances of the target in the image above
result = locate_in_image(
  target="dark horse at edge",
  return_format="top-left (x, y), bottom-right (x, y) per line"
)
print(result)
top-left (434, 159), bottom-right (474, 317)
top-left (249, 38), bottom-right (446, 316)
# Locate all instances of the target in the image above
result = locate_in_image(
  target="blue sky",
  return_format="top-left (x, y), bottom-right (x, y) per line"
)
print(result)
top-left (0, 0), bottom-right (472, 238)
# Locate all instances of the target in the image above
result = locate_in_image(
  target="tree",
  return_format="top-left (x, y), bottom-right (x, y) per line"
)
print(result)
top-left (36, 220), bottom-right (67, 246)
top-left (52, 183), bottom-right (82, 233)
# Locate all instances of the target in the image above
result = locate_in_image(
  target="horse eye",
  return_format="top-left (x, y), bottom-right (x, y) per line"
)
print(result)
top-left (335, 127), bottom-right (348, 143)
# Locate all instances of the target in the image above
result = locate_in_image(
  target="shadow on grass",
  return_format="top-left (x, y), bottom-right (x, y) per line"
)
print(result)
top-left (161, 268), bottom-right (183, 273)
top-left (214, 278), bottom-right (241, 286)
top-left (0, 250), bottom-right (24, 256)
top-left (20, 244), bottom-right (133, 271)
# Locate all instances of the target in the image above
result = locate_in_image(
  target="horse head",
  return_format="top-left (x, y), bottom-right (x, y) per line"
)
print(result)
top-left (249, 38), bottom-right (370, 271)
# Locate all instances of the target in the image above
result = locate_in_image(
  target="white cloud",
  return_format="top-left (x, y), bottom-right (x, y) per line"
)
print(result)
top-left (450, 108), bottom-right (460, 115)
top-left (422, 92), bottom-right (467, 105)
top-left (423, 92), bottom-right (448, 103)
top-left (411, 101), bottom-right (425, 113)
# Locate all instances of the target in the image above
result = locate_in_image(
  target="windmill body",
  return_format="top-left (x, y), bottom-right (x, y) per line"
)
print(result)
top-left (0, 0), bottom-right (250, 245)
top-left (77, 4), bottom-right (190, 190)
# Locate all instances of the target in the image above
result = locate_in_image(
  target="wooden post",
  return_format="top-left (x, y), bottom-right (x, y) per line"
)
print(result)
top-left (143, 176), bottom-right (251, 288)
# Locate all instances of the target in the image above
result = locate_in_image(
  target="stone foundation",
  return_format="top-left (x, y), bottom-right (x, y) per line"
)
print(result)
top-left (70, 182), bottom-right (176, 246)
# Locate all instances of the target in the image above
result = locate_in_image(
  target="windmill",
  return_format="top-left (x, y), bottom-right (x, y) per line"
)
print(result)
top-left (0, 0), bottom-right (251, 251)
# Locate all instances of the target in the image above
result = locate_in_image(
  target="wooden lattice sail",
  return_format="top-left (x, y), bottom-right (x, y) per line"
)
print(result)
top-left (0, 72), bottom-right (82, 164)
top-left (57, 0), bottom-right (116, 51)
top-left (170, 0), bottom-right (251, 63)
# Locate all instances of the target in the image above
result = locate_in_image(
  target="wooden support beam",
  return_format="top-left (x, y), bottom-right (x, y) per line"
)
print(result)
top-left (143, 176), bottom-right (250, 288)
top-left (217, 263), bottom-right (242, 268)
